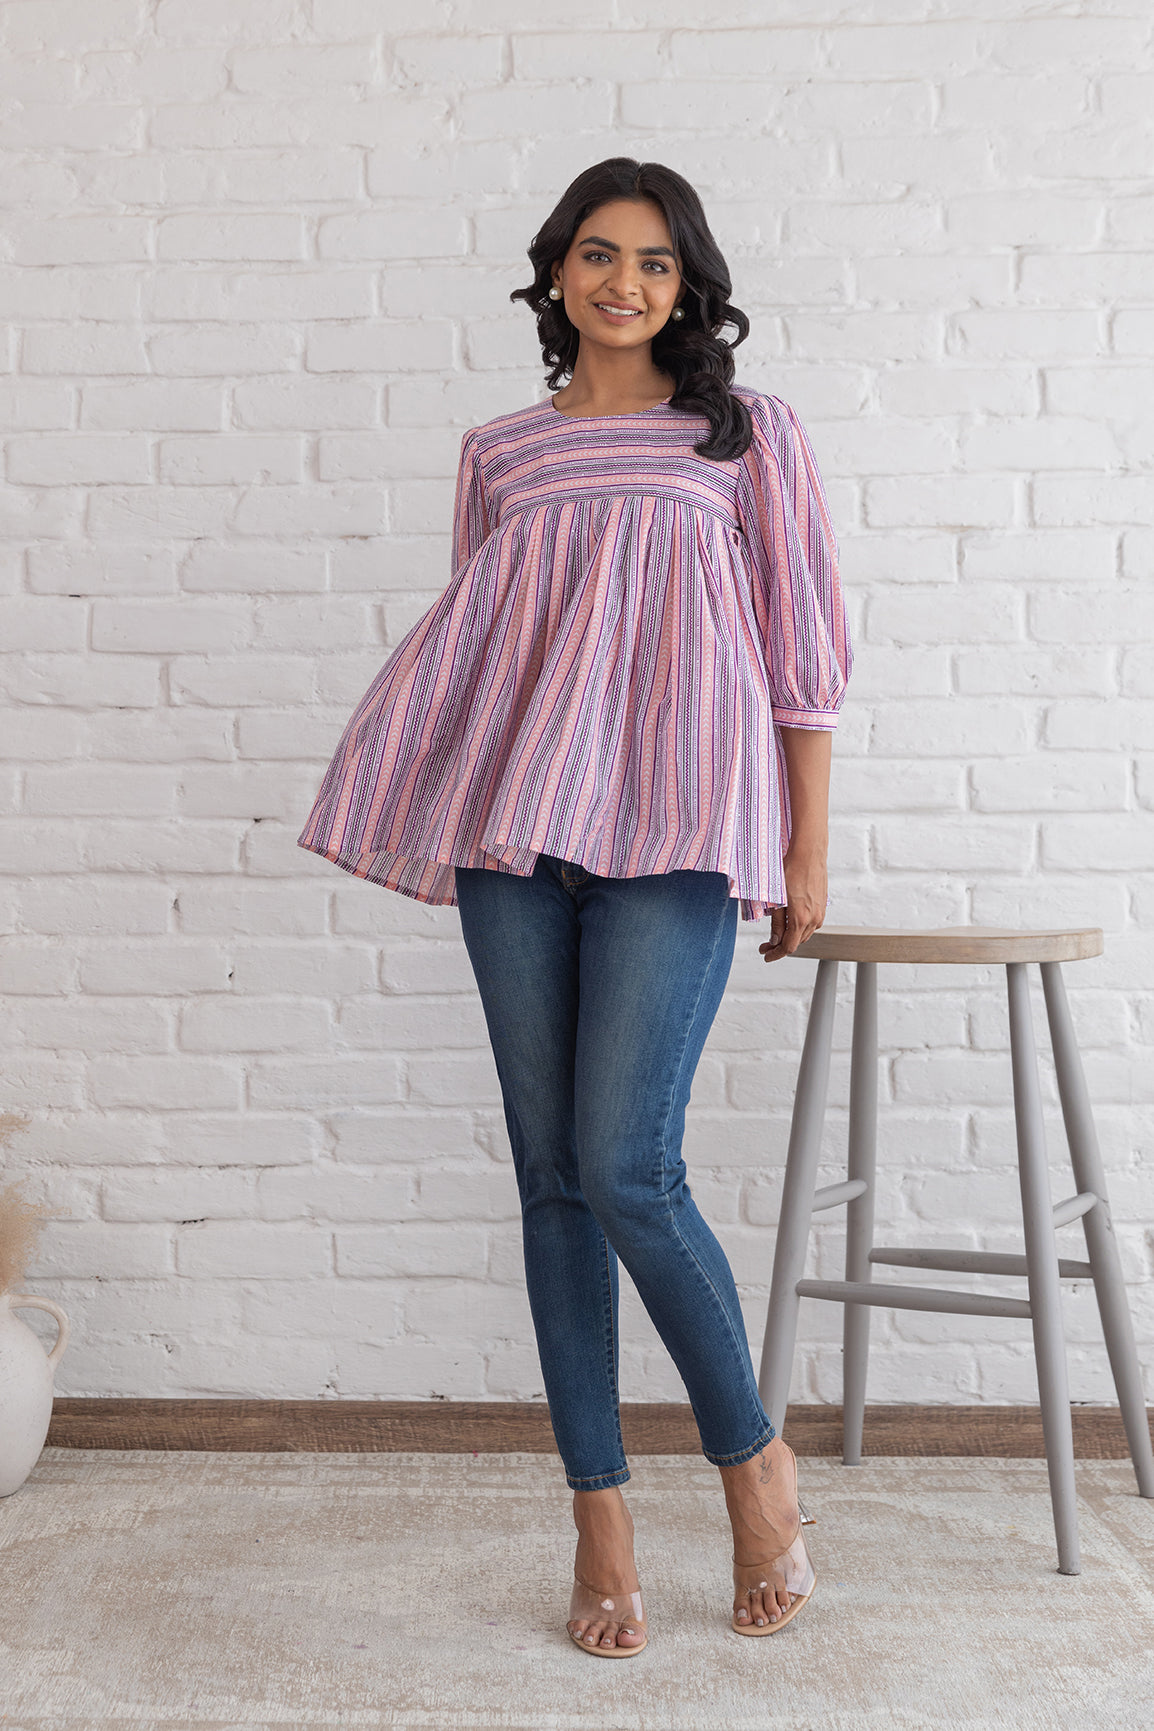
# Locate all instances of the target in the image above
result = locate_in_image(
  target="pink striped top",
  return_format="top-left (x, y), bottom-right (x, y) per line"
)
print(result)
top-left (298, 383), bottom-right (852, 921)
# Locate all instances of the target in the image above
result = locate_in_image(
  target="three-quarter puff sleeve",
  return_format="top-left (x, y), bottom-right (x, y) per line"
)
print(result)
top-left (451, 428), bottom-right (492, 576)
top-left (735, 393), bottom-right (852, 730)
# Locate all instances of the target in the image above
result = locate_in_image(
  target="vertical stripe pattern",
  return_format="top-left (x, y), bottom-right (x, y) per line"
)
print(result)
top-left (298, 384), bottom-right (852, 921)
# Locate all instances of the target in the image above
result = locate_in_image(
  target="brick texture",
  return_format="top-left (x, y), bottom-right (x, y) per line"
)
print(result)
top-left (3, 2), bottom-right (1151, 1409)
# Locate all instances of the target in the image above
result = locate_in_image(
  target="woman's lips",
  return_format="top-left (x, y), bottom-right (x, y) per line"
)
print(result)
top-left (593, 303), bottom-right (645, 324)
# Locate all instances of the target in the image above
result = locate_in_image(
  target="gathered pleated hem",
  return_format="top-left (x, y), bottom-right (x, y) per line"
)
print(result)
top-left (297, 832), bottom-right (780, 923)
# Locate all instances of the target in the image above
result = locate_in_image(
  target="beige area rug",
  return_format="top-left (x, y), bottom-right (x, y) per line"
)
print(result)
top-left (1, 1451), bottom-right (1152, 1731)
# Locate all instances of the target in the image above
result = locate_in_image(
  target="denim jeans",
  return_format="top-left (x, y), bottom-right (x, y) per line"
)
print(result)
top-left (454, 853), bottom-right (776, 1490)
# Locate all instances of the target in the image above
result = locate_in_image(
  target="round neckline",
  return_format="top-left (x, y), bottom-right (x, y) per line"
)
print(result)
top-left (548, 395), bottom-right (673, 421)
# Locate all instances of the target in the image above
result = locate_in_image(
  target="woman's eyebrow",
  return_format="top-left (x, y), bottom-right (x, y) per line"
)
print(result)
top-left (576, 233), bottom-right (676, 259)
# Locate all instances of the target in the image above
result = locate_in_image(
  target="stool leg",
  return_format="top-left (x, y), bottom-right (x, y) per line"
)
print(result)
top-left (1041, 961), bottom-right (1154, 1497)
top-left (1006, 961), bottom-right (1081, 1575)
top-left (758, 957), bottom-right (839, 1434)
top-left (843, 960), bottom-right (879, 1465)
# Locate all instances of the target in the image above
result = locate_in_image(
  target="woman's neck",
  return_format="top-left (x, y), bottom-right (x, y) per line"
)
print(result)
top-left (552, 352), bottom-right (674, 418)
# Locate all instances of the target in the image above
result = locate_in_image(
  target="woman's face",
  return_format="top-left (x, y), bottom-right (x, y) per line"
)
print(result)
top-left (550, 198), bottom-right (684, 352)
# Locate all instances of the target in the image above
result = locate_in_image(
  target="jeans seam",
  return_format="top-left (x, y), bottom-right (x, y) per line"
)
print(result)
top-left (568, 861), bottom-right (626, 1485)
top-left (702, 1424), bottom-right (777, 1466)
top-left (598, 1228), bottom-right (627, 1476)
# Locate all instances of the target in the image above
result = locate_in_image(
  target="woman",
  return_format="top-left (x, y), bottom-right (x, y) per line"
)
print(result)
top-left (299, 158), bottom-right (851, 1655)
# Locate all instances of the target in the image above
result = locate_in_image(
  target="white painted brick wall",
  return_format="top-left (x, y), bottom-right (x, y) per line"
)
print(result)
top-left (3, 2), bottom-right (1152, 1413)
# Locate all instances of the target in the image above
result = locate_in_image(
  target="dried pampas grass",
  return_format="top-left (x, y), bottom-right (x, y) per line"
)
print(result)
top-left (0, 1114), bottom-right (52, 1296)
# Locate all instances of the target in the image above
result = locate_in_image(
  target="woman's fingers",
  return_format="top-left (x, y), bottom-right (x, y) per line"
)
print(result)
top-left (758, 904), bottom-right (788, 960)
top-left (781, 911), bottom-right (808, 955)
top-left (760, 900), bottom-right (825, 961)
top-left (788, 903), bottom-right (822, 950)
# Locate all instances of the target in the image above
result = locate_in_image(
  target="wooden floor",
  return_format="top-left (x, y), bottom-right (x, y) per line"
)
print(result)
top-left (47, 1398), bottom-right (1153, 1457)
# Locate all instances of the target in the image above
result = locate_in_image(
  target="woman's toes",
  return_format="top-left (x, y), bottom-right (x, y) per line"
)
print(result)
top-left (599, 1622), bottom-right (618, 1648)
top-left (735, 1567), bottom-right (799, 1628)
top-left (583, 1619), bottom-right (605, 1646)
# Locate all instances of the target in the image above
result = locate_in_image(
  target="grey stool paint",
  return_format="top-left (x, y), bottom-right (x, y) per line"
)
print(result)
top-left (757, 925), bottom-right (1154, 1577)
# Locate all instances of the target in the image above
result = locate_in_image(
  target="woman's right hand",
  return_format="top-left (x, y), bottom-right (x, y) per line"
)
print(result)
top-left (758, 843), bottom-right (827, 964)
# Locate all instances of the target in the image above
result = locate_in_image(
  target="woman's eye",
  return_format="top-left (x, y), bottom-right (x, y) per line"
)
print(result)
top-left (582, 253), bottom-right (668, 272)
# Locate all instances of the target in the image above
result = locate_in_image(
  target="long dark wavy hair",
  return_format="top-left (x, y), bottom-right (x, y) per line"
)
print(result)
top-left (510, 158), bottom-right (753, 463)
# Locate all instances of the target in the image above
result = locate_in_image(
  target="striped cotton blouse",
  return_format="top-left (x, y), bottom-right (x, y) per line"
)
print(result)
top-left (297, 383), bottom-right (852, 921)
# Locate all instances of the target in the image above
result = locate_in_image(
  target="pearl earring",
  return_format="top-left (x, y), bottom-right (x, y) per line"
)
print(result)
top-left (548, 286), bottom-right (562, 300)
top-left (671, 306), bottom-right (684, 320)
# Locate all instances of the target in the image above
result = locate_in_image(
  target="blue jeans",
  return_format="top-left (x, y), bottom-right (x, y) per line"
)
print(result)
top-left (454, 853), bottom-right (775, 1490)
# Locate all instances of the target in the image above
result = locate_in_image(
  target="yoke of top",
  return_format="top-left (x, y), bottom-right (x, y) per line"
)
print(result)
top-left (482, 409), bottom-right (742, 531)
top-left (297, 382), bottom-right (853, 922)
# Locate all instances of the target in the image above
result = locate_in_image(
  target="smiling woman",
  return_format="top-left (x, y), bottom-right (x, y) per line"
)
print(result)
top-left (511, 159), bottom-right (755, 458)
top-left (544, 201), bottom-right (686, 414)
top-left (298, 156), bottom-right (850, 1659)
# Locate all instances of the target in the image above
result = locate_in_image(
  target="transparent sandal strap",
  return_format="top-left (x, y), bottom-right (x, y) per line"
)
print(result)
top-left (571, 1577), bottom-right (645, 1623)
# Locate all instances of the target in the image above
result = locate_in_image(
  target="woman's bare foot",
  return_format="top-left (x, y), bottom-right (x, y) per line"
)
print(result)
top-left (719, 1436), bottom-right (802, 1628)
top-left (566, 1487), bottom-right (645, 1651)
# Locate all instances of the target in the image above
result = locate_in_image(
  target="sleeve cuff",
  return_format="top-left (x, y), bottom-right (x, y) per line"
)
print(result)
top-left (772, 706), bottom-right (840, 731)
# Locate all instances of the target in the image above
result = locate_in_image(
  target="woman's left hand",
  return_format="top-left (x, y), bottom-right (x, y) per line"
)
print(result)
top-left (758, 843), bottom-right (828, 964)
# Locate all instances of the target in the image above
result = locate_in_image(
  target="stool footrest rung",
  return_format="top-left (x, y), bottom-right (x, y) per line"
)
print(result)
top-left (870, 1247), bottom-right (1094, 1281)
top-left (812, 1178), bottom-right (868, 1212)
top-left (795, 1277), bottom-right (1033, 1319)
top-left (1052, 1191), bottom-right (1098, 1228)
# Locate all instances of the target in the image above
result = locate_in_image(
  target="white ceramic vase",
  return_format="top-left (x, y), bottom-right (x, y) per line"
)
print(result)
top-left (0, 1291), bottom-right (70, 1497)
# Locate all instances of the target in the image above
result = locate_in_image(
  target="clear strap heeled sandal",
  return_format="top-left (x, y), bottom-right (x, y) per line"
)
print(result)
top-left (567, 1575), bottom-right (648, 1657)
top-left (731, 1442), bottom-right (817, 1636)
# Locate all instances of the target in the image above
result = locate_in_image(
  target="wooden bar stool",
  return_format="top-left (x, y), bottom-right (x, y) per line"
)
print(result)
top-left (757, 925), bottom-right (1154, 1576)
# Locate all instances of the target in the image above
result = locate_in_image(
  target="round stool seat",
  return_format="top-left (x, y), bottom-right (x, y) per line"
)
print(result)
top-left (794, 924), bottom-right (1103, 965)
